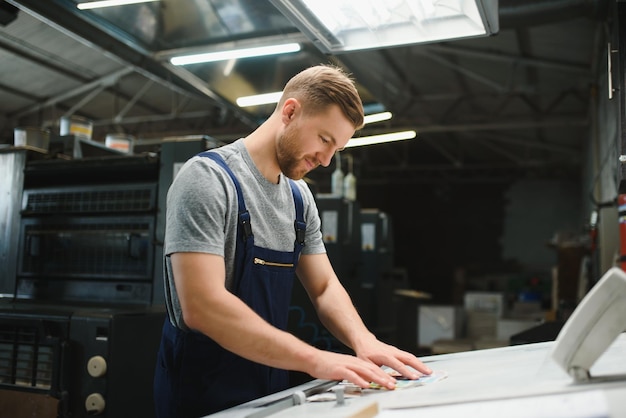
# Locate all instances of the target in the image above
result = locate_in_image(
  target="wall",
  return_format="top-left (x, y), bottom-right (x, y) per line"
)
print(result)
top-left (591, 58), bottom-right (621, 276)
top-left (359, 181), bottom-right (510, 304)
top-left (582, 3), bottom-right (622, 276)
top-left (501, 179), bottom-right (582, 271)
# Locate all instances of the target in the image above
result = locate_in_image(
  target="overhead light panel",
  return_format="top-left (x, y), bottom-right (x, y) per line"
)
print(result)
top-left (236, 92), bottom-right (283, 107)
top-left (171, 43), bottom-right (301, 66)
top-left (345, 130), bottom-right (416, 148)
top-left (77, 0), bottom-right (159, 10)
top-left (269, 0), bottom-right (498, 53)
top-left (363, 111), bottom-right (392, 124)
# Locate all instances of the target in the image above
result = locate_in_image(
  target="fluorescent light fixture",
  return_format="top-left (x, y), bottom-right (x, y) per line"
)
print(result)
top-left (238, 93), bottom-right (392, 124)
top-left (77, 0), bottom-right (159, 10)
top-left (345, 130), bottom-right (416, 148)
top-left (363, 111), bottom-right (392, 124)
top-left (171, 43), bottom-right (301, 66)
top-left (269, 0), bottom-right (498, 53)
top-left (237, 91), bottom-right (283, 107)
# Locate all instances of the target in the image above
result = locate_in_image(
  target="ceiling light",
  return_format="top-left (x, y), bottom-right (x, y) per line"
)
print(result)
top-left (77, 0), bottom-right (159, 10)
top-left (269, 0), bottom-right (498, 53)
top-left (345, 130), bottom-right (416, 148)
top-left (171, 43), bottom-right (301, 66)
top-left (363, 112), bottom-right (392, 124)
top-left (236, 92), bottom-right (283, 107)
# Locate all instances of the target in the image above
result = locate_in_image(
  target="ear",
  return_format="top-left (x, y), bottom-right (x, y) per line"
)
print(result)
top-left (281, 98), bottom-right (299, 124)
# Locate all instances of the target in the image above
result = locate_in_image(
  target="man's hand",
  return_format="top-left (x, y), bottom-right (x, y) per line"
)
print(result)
top-left (354, 337), bottom-right (432, 381)
top-left (306, 350), bottom-right (399, 390)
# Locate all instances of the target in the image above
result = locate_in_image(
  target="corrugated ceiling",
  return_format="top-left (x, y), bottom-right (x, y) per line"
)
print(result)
top-left (0, 0), bottom-right (611, 185)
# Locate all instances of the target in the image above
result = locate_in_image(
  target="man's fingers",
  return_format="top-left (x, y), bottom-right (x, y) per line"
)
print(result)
top-left (382, 349), bottom-right (433, 377)
top-left (361, 364), bottom-right (397, 389)
top-left (344, 359), bottom-right (396, 390)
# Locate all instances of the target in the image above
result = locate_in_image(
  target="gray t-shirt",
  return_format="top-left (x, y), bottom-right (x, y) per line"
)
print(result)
top-left (163, 139), bottom-right (326, 329)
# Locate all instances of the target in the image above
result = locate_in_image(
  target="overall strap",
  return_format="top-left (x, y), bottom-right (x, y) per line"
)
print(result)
top-left (288, 179), bottom-right (306, 251)
top-left (198, 151), bottom-right (252, 240)
top-left (199, 150), bottom-right (306, 251)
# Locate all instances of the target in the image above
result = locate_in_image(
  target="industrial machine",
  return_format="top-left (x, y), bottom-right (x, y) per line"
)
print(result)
top-left (0, 137), bottom-right (215, 417)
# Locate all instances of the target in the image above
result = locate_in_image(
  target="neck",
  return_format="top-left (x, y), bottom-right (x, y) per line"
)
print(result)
top-left (243, 115), bottom-right (282, 184)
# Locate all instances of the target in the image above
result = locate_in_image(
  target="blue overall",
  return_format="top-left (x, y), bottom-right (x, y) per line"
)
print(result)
top-left (154, 151), bottom-right (306, 418)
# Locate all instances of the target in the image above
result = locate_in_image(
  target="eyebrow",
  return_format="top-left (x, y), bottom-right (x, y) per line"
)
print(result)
top-left (336, 138), bottom-right (349, 152)
top-left (324, 131), bottom-right (346, 152)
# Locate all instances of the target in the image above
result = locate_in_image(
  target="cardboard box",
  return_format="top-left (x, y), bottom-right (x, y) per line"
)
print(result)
top-left (418, 305), bottom-right (465, 347)
top-left (466, 311), bottom-right (498, 339)
top-left (464, 292), bottom-right (505, 316)
top-left (497, 318), bottom-right (542, 340)
top-left (431, 338), bottom-right (474, 354)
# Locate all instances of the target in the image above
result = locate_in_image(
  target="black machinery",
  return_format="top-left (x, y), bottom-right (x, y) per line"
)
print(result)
top-left (0, 137), bottom-right (215, 418)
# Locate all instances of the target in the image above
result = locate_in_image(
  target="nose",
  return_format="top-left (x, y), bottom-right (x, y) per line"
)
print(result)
top-left (318, 149), bottom-right (336, 167)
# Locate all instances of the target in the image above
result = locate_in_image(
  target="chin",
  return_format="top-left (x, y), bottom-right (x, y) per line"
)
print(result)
top-left (287, 170), bottom-right (306, 181)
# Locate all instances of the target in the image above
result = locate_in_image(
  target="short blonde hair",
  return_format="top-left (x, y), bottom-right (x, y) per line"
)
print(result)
top-left (278, 64), bottom-right (364, 129)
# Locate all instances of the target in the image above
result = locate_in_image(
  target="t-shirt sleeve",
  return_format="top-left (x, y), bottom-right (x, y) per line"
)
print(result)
top-left (298, 180), bottom-right (327, 255)
top-left (164, 157), bottom-right (233, 257)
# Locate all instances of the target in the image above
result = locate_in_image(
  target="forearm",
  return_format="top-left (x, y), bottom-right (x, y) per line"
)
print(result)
top-left (296, 254), bottom-right (377, 353)
top-left (313, 278), bottom-right (376, 353)
top-left (173, 252), bottom-right (321, 374)
top-left (190, 290), bottom-right (401, 389)
top-left (186, 287), bottom-right (321, 373)
top-left (312, 279), bottom-right (432, 378)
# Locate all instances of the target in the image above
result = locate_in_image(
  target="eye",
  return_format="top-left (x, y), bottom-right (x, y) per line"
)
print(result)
top-left (320, 136), bottom-right (329, 144)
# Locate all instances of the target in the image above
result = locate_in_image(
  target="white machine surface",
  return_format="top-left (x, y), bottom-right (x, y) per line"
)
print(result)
top-left (551, 267), bottom-right (626, 382)
top-left (209, 332), bottom-right (626, 418)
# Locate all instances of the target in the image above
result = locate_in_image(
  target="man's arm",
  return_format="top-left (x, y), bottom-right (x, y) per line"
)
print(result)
top-left (296, 253), bottom-right (432, 378)
top-left (171, 251), bottom-right (399, 389)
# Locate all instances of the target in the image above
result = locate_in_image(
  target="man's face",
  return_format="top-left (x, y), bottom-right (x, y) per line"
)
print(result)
top-left (277, 104), bottom-right (355, 180)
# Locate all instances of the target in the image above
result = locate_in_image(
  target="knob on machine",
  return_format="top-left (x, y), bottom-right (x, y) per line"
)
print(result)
top-left (87, 355), bottom-right (108, 378)
top-left (85, 393), bottom-right (106, 415)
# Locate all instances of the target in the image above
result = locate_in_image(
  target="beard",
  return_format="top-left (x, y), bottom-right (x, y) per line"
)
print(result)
top-left (276, 125), bottom-right (313, 180)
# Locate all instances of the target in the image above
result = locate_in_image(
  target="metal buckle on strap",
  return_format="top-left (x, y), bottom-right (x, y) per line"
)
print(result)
top-left (240, 211), bottom-right (253, 240)
top-left (294, 220), bottom-right (306, 246)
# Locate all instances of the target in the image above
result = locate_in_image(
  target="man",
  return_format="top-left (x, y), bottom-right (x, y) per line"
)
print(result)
top-left (154, 64), bottom-right (431, 417)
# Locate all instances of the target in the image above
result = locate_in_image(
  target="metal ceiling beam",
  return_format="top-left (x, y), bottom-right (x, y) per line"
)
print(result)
top-left (360, 117), bottom-right (588, 137)
top-left (0, 30), bottom-right (93, 82)
top-left (8, 0), bottom-right (258, 129)
top-left (474, 137), bottom-right (525, 163)
top-left (163, 115), bottom-right (588, 146)
top-left (0, 81), bottom-right (39, 101)
top-left (12, 67), bottom-right (134, 119)
top-left (424, 44), bottom-right (589, 75)
top-left (474, 132), bottom-right (580, 156)
top-left (62, 83), bottom-right (108, 118)
top-left (369, 160), bottom-right (573, 173)
top-left (93, 110), bottom-right (215, 126)
top-left (499, 0), bottom-right (609, 28)
top-left (413, 49), bottom-right (508, 93)
top-left (0, 23), bottom-right (171, 120)
top-left (423, 137), bottom-right (463, 168)
top-left (113, 79), bottom-right (154, 123)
